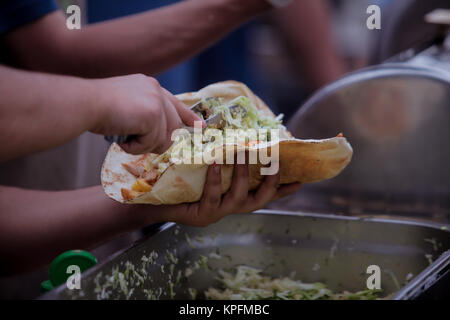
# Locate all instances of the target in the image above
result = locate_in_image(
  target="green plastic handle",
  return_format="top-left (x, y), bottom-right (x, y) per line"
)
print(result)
top-left (41, 250), bottom-right (98, 292)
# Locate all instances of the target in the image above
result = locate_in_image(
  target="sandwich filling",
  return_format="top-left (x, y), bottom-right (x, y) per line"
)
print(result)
top-left (121, 96), bottom-right (284, 201)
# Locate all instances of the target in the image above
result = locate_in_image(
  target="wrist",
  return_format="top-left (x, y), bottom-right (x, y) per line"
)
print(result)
top-left (84, 78), bottom-right (110, 133)
top-left (124, 203), bottom-right (167, 229)
top-left (104, 199), bottom-right (151, 231)
top-left (47, 74), bottom-right (103, 135)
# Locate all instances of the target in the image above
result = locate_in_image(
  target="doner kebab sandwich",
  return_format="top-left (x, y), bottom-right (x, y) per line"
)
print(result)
top-left (101, 81), bottom-right (353, 205)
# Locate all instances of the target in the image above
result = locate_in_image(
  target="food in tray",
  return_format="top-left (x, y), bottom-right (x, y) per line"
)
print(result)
top-left (92, 256), bottom-right (382, 300)
top-left (101, 81), bottom-right (353, 205)
top-left (205, 265), bottom-right (382, 300)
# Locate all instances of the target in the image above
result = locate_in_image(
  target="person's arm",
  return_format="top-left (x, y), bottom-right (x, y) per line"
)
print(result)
top-left (0, 164), bottom-right (302, 274)
top-left (3, 0), bottom-right (271, 78)
top-left (273, 0), bottom-right (346, 90)
top-left (0, 65), bottom-right (201, 162)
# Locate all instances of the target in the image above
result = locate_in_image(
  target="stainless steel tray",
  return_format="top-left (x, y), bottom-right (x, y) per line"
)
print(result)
top-left (40, 210), bottom-right (450, 300)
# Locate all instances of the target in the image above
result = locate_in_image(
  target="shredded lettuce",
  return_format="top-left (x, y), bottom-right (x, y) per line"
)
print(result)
top-left (207, 96), bottom-right (283, 130)
top-left (205, 266), bottom-right (382, 300)
top-left (147, 96), bottom-right (284, 177)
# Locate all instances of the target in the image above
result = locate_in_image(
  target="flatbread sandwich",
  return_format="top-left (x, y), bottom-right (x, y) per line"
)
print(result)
top-left (101, 81), bottom-right (353, 205)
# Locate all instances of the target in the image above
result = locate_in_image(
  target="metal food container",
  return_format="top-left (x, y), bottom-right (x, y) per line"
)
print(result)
top-left (281, 63), bottom-right (450, 222)
top-left (40, 211), bottom-right (449, 300)
top-left (280, 5), bottom-right (450, 221)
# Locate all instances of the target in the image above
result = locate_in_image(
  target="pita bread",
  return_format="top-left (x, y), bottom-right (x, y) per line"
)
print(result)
top-left (101, 81), bottom-right (353, 205)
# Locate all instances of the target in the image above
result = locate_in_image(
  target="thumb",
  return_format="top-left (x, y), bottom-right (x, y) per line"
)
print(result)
top-left (162, 88), bottom-right (205, 128)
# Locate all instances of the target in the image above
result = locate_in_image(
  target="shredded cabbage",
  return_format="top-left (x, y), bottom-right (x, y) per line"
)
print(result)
top-left (148, 96), bottom-right (284, 177)
top-left (205, 266), bottom-right (382, 300)
top-left (208, 96), bottom-right (283, 130)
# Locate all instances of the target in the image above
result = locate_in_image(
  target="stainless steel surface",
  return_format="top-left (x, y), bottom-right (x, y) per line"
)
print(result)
top-left (40, 211), bottom-right (450, 300)
top-left (425, 9), bottom-right (450, 26)
top-left (394, 249), bottom-right (450, 299)
top-left (202, 104), bottom-right (242, 129)
top-left (284, 64), bottom-right (450, 222)
top-left (372, 0), bottom-right (450, 64)
top-left (385, 22), bottom-right (450, 73)
top-left (401, 42), bottom-right (450, 73)
top-left (189, 99), bottom-right (243, 130)
top-left (189, 99), bottom-right (205, 114)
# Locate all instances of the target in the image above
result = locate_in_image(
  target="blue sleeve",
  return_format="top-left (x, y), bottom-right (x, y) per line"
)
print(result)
top-left (0, 0), bottom-right (58, 34)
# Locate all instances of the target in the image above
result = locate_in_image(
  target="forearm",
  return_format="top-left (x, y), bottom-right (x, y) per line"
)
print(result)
top-left (274, 0), bottom-right (346, 90)
top-left (0, 185), bottom-right (160, 274)
top-left (4, 0), bottom-right (271, 77)
top-left (78, 0), bottom-right (271, 77)
top-left (0, 65), bottom-right (99, 162)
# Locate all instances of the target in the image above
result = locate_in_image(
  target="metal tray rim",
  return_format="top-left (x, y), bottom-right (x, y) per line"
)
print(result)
top-left (288, 62), bottom-right (450, 130)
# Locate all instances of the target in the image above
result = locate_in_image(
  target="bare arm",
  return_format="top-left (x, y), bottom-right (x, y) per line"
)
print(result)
top-left (0, 165), bottom-right (301, 274)
top-left (0, 65), bottom-right (99, 162)
top-left (0, 65), bottom-right (200, 162)
top-left (0, 185), bottom-right (144, 274)
top-left (3, 0), bottom-right (271, 78)
top-left (274, 0), bottom-right (346, 90)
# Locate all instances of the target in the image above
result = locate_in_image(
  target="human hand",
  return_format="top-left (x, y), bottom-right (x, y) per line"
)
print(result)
top-left (147, 163), bottom-right (302, 227)
top-left (91, 74), bottom-right (204, 154)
